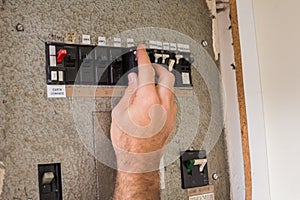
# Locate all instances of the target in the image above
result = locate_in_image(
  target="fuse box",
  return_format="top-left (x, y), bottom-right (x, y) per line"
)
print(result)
top-left (45, 42), bottom-right (193, 87)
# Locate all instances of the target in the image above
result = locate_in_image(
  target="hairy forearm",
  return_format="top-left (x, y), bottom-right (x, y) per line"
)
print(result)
top-left (113, 170), bottom-right (160, 200)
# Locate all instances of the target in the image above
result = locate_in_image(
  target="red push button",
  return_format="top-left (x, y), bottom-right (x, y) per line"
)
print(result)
top-left (57, 49), bottom-right (67, 64)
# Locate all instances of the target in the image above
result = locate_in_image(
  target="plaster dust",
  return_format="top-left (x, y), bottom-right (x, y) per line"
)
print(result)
top-left (0, 0), bottom-right (230, 199)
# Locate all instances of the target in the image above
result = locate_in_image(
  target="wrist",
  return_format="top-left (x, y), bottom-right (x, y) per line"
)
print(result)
top-left (114, 147), bottom-right (163, 173)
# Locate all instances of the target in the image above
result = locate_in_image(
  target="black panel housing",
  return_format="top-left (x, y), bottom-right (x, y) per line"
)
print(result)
top-left (45, 42), bottom-right (193, 87)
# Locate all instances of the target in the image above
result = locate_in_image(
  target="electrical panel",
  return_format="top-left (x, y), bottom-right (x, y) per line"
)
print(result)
top-left (45, 42), bottom-right (193, 87)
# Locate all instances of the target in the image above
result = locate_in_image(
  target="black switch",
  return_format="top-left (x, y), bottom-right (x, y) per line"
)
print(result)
top-left (64, 46), bottom-right (78, 84)
top-left (94, 46), bottom-right (109, 61)
top-left (38, 163), bottom-right (63, 200)
top-left (78, 46), bottom-right (94, 64)
top-left (180, 150), bottom-right (209, 189)
top-left (122, 51), bottom-right (137, 73)
top-left (78, 46), bottom-right (94, 84)
top-left (95, 61), bottom-right (110, 85)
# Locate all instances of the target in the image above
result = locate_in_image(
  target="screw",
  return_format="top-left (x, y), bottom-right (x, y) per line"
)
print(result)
top-left (212, 172), bottom-right (219, 180)
top-left (201, 40), bottom-right (208, 47)
top-left (16, 23), bottom-right (24, 32)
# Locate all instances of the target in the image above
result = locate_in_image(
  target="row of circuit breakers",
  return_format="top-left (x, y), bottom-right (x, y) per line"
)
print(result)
top-left (45, 42), bottom-right (193, 87)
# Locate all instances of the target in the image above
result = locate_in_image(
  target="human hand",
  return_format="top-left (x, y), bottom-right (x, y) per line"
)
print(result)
top-left (110, 44), bottom-right (177, 173)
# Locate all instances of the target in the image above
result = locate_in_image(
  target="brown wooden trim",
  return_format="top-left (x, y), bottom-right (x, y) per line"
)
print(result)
top-left (229, 0), bottom-right (253, 199)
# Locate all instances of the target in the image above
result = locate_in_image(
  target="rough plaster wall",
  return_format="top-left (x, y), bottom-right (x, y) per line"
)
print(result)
top-left (0, 0), bottom-right (230, 199)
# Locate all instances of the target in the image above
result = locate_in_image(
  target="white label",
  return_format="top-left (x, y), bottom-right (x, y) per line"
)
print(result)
top-left (182, 72), bottom-right (190, 85)
top-left (82, 34), bottom-right (91, 44)
top-left (58, 71), bottom-right (64, 82)
top-left (149, 40), bottom-right (157, 49)
top-left (127, 38), bottom-right (135, 47)
top-left (65, 32), bottom-right (76, 44)
top-left (49, 55), bottom-right (56, 67)
top-left (49, 45), bottom-right (56, 55)
top-left (177, 44), bottom-right (190, 52)
top-left (170, 43), bottom-right (177, 51)
top-left (156, 41), bottom-right (163, 49)
top-left (51, 71), bottom-right (57, 81)
top-left (177, 43), bottom-right (185, 52)
top-left (98, 36), bottom-right (106, 46)
top-left (113, 38), bottom-right (121, 47)
top-left (47, 85), bottom-right (66, 98)
top-left (163, 42), bottom-right (170, 50)
top-left (189, 193), bottom-right (215, 200)
top-left (184, 44), bottom-right (190, 52)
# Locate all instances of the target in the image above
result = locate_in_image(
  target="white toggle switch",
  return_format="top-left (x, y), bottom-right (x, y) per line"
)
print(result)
top-left (154, 53), bottom-right (162, 63)
top-left (51, 71), bottom-right (57, 81)
top-left (193, 159), bottom-right (207, 172)
top-left (175, 54), bottom-right (184, 64)
top-left (58, 71), bottom-right (64, 82)
top-left (161, 54), bottom-right (170, 64)
top-left (168, 59), bottom-right (175, 71)
top-left (42, 172), bottom-right (55, 185)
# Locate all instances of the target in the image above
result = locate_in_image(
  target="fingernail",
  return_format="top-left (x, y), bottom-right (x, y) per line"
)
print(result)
top-left (128, 73), bottom-right (136, 84)
top-left (137, 44), bottom-right (146, 50)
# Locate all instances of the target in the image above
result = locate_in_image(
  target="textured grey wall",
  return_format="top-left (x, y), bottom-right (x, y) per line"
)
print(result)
top-left (0, 0), bottom-right (230, 199)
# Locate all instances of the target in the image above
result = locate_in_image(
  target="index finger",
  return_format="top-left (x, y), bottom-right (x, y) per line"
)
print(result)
top-left (136, 44), bottom-right (155, 88)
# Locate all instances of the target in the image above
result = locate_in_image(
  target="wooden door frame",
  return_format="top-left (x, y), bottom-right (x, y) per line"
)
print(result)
top-left (229, 0), bottom-right (252, 199)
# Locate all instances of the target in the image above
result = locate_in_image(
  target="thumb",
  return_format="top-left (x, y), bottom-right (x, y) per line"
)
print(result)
top-left (118, 72), bottom-right (138, 107)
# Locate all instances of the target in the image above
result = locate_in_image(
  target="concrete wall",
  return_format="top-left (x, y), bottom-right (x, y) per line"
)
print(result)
top-left (0, 0), bottom-right (230, 199)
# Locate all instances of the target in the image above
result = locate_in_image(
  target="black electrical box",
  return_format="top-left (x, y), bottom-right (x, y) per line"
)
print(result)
top-left (180, 150), bottom-right (209, 189)
top-left (45, 42), bottom-right (193, 88)
top-left (38, 163), bottom-right (63, 200)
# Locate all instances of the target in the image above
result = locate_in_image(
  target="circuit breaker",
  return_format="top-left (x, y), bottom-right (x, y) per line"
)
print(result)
top-left (45, 42), bottom-right (193, 87)
top-left (180, 150), bottom-right (209, 189)
top-left (38, 163), bottom-right (62, 200)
